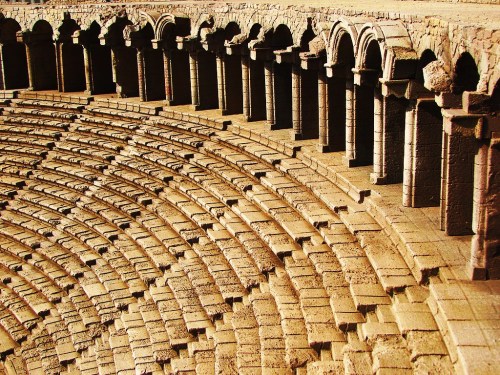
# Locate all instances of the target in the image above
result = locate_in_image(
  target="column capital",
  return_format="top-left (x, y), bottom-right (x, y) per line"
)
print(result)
top-left (250, 47), bottom-right (274, 61)
top-left (151, 39), bottom-right (162, 50)
top-left (352, 68), bottom-right (379, 87)
top-left (176, 36), bottom-right (199, 52)
top-left (16, 30), bottom-right (32, 44)
top-left (274, 46), bottom-right (299, 64)
top-left (379, 78), bottom-right (433, 100)
top-left (299, 53), bottom-right (324, 70)
top-left (379, 78), bottom-right (408, 98)
top-left (225, 42), bottom-right (248, 56)
top-left (442, 108), bottom-right (484, 138)
top-left (434, 91), bottom-right (462, 109)
top-left (71, 30), bottom-right (89, 46)
top-left (325, 63), bottom-right (352, 79)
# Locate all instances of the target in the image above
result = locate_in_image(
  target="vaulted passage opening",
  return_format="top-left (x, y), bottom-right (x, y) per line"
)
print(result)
top-left (247, 24), bottom-right (266, 121)
top-left (141, 23), bottom-right (165, 101)
top-left (85, 22), bottom-right (114, 94)
top-left (406, 50), bottom-right (442, 207)
top-left (57, 19), bottom-right (85, 92)
top-left (249, 58), bottom-right (265, 120)
top-left (354, 39), bottom-right (381, 166)
top-left (160, 22), bottom-right (190, 105)
top-left (328, 33), bottom-right (355, 151)
top-left (453, 52), bottom-right (480, 94)
top-left (271, 24), bottom-right (293, 130)
top-left (300, 68), bottom-right (319, 139)
top-left (440, 52), bottom-right (480, 235)
top-left (0, 18), bottom-right (28, 89)
top-left (108, 18), bottom-right (138, 98)
top-left (30, 20), bottom-right (57, 90)
top-left (223, 22), bottom-right (243, 115)
top-left (197, 49), bottom-right (218, 110)
top-left (274, 62), bottom-right (292, 129)
top-left (170, 49), bottom-right (190, 104)
top-left (412, 99), bottom-right (443, 207)
top-left (299, 23), bottom-right (318, 139)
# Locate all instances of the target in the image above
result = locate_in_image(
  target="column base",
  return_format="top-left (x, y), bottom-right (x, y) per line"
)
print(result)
top-left (370, 173), bottom-right (388, 185)
top-left (342, 156), bottom-right (360, 167)
top-left (191, 104), bottom-right (201, 111)
top-left (267, 122), bottom-right (279, 130)
top-left (468, 262), bottom-right (488, 280)
top-left (219, 109), bottom-right (229, 116)
top-left (243, 115), bottom-right (251, 122)
top-left (290, 131), bottom-right (303, 141)
top-left (84, 90), bottom-right (93, 96)
top-left (317, 144), bottom-right (331, 153)
top-left (164, 99), bottom-right (175, 107)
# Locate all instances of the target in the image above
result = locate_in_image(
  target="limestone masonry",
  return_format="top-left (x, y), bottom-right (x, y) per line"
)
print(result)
top-left (0, 1), bottom-right (498, 374)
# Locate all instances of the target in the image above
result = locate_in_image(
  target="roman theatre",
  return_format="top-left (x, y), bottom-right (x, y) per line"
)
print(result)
top-left (0, 0), bottom-right (498, 374)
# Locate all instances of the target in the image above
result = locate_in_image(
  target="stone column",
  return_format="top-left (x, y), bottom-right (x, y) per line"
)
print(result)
top-left (402, 100), bottom-right (416, 207)
top-left (0, 46), bottom-right (5, 90)
top-left (440, 111), bottom-right (479, 235)
top-left (163, 49), bottom-right (173, 104)
top-left (241, 54), bottom-right (250, 121)
top-left (216, 52), bottom-right (226, 114)
top-left (55, 42), bottom-right (63, 92)
top-left (189, 48), bottom-right (199, 109)
top-left (264, 60), bottom-right (275, 128)
top-left (344, 78), bottom-right (355, 165)
top-left (24, 43), bottom-right (34, 90)
top-left (291, 63), bottom-right (301, 140)
top-left (318, 68), bottom-right (328, 152)
top-left (371, 88), bottom-right (384, 184)
top-left (402, 98), bottom-right (443, 208)
top-left (82, 45), bottom-right (92, 94)
top-left (470, 141), bottom-right (489, 279)
top-left (136, 48), bottom-right (146, 101)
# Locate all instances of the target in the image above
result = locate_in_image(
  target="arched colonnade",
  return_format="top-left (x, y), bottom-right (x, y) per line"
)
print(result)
top-left (0, 10), bottom-right (498, 279)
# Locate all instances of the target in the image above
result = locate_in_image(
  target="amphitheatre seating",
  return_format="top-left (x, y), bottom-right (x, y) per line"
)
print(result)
top-left (0, 93), bottom-right (464, 374)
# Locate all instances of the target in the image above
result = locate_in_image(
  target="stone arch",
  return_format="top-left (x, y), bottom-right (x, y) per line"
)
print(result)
top-left (56, 17), bottom-right (85, 92)
top-left (325, 18), bottom-right (358, 153)
top-left (155, 14), bottom-right (191, 106)
top-left (125, 13), bottom-right (165, 102)
top-left (224, 21), bottom-right (241, 41)
top-left (99, 12), bottom-right (132, 46)
top-left (155, 13), bottom-right (190, 43)
top-left (30, 19), bottom-right (57, 90)
top-left (351, 24), bottom-right (384, 167)
top-left (327, 17), bottom-right (358, 67)
top-left (192, 14), bottom-right (215, 39)
top-left (244, 22), bottom-right (267, 121)
top-left (405, 48), bottom-right (444, 208)
top-left (26, 16), bottom-right (58, 34)
top-left (355, 21), bottom-right (414, 183)
top-left (0, 17), bottom-right (29, 89)
top-left (271, 24), bottom-right (294, 131)
top-left (100, 14), bottom-right (138, 98)
top-left (298, 18), bottom-right (320, 139)
top-left (78, 14), bottom-right (103, 32)
top-left (75, 20), bottom-right (114, 94)
top-left (452, 51), bottom-right (480, 95)
top-left (356, 21), bottom-right (417, 80)
top-left (271, 24), bottom-right (293, 50)
top-left (222, 21), bottom-right (243, 115)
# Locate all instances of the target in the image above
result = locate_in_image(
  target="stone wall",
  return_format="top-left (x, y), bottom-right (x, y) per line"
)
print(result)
top-left (1, 2), bottom-right (498, 94)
